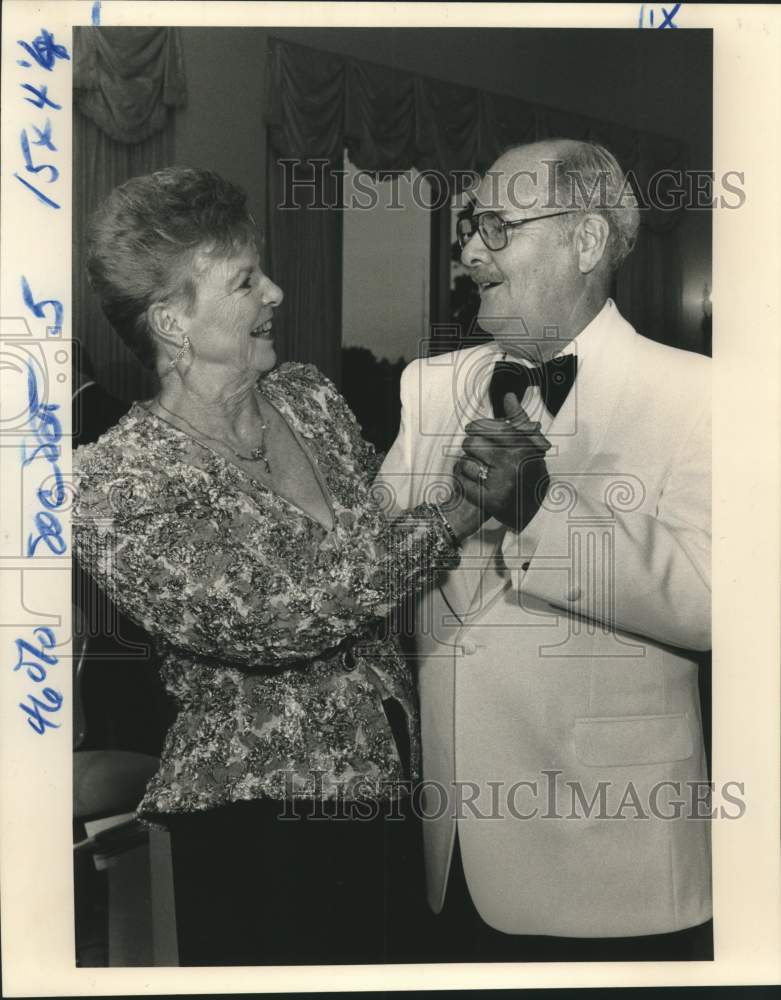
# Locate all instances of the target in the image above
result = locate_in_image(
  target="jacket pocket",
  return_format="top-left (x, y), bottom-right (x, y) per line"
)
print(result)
top-left (573, 713), bottom-right (694, 767)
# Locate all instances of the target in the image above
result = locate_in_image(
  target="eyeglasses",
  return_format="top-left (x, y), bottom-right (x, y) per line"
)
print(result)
top-left (456, 209), bottom-right (582, 252)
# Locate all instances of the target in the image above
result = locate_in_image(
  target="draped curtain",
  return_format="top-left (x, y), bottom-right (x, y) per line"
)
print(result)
top-left (265, 44), bottom-right (345, 382)
top-left (73, 27), bottom-right (187, 402)
top-left (266, 37), bottom-right (689, 383)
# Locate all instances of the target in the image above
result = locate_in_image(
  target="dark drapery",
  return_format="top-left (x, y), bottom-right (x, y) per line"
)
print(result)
top-left (73, 114), bottom-right (175, 403)
top-left (265, 36), bottom-right (689, 383)
top-left (74, 26), bottom-right (187, 144)
top-left (266, 154), bottom-right (345, 379)
top-left (73, 27), bottom-right (186, 402)
top-left (265, 44), bottom-right (345, 382)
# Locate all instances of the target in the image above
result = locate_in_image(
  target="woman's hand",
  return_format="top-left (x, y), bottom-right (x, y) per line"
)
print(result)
top-left (441, 478), bottom-right (488, 542)
top-left (454, 391), bottom-right (551, 533)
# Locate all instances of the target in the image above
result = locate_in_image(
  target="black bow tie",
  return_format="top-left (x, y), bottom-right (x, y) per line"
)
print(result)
top-left (488, 354), bottom-right (577, 418)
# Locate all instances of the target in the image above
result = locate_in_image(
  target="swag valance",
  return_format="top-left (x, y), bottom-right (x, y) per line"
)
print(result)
top-left (74, 27), bottom-right (187, 144)
top-left (266, 35), bottom-right (686, 216)
top-left (265, 37), bottom-right (691, 386)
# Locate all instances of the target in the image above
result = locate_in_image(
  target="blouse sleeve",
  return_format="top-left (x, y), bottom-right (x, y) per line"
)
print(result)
top-left (73, 428), bottom-right (459, 671)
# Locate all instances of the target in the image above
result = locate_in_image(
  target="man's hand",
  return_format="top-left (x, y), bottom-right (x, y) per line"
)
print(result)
top-left (454, 392), bottom-right (552, 532)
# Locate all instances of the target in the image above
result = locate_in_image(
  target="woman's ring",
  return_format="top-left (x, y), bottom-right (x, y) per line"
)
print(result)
top-left (477, 463), bottom-right (489, 483)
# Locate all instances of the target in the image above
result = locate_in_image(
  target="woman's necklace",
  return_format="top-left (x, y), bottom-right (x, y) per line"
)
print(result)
top-left (152, 392), bottom-right (272, 474)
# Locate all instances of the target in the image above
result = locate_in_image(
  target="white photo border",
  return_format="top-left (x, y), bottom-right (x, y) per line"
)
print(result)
top-left (1, 1), bottom-right (779, 994)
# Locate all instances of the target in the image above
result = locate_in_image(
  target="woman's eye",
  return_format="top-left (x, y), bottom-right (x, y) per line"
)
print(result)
top-left (239, 274), bottom-right (253, 291)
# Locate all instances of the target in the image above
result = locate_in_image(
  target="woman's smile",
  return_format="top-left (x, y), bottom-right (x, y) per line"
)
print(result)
top-left (249, 317), bottom-right (274, 339)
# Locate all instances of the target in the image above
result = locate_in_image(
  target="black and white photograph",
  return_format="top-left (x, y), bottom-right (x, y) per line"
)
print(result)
top-left (1, 2), bottom-right (780, 995)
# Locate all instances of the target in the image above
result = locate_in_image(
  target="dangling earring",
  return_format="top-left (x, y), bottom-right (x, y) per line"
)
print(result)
top-left (166, 336), bottom-right (190, 374)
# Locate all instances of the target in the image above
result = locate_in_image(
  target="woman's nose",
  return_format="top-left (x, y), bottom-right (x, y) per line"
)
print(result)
top-left (260, 275), bottom-right (284, 307)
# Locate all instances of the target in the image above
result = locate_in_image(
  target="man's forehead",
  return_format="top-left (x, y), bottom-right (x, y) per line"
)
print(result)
top-left (473, 150), bottom-right (553, 214)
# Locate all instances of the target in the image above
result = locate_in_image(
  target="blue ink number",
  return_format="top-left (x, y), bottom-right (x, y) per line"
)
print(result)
top-left (27, 511), bottom-right (66, 556)
top-left (21, 276), bottom-right (63, 330)
top-left (22, 361), bottom-right (67, 557)
top-left (20, 128), bottom-right (59, 182)
top-left (14, 172), bottom-right (60, 210)
top-left (15, 627), bottom-right (62, 735)
top-left (17, 29), bottom-right (70, 71)
top-left (30, 118), bottom-right (57, 153)
top-left (20, 82), bottom-right (62, 111)
top-left (16, 130), bottom-right (60, 208)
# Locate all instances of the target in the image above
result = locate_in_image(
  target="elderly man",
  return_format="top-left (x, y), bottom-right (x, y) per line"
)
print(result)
top-left (378, 139), bottom-right (711, 961)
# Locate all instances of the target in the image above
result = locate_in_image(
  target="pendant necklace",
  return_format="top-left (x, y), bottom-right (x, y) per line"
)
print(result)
top-left (152, 393), bottom-right (272, 474)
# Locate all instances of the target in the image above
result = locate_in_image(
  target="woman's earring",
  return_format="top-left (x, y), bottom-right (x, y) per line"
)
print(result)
top-left (166, 335), bottom-right (190, 374)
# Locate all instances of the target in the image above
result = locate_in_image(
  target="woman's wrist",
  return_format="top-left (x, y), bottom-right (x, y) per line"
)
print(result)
top-left (433, 493), bottom-right (485, 545)
top-left (431, 503), bottom-right (461, 549)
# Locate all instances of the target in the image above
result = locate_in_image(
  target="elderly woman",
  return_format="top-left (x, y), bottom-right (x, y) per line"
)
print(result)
top-left (73, 167), bottom-right (482, 966)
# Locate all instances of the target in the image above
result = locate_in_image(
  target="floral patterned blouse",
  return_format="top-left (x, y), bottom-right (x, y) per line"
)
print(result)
top-left (73, 363), bottom-right (459, 821)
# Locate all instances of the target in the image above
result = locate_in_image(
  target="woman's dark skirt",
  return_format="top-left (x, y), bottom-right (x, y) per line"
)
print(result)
top-left (164, 794), bottom-right (429, 966)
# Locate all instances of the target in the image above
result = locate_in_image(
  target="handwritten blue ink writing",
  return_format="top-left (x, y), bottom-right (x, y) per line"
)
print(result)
top-left (16, 29), bottom-right (67, 210)
top-left (20, 129), bottom-right (59, 183)
top-left (21, 82), bottom-right (61, 111)
top-left (14, 627), bottom-right (63, 734)
top-left (17, 29), bottom-right (70, 71)
top-left (13, 30), bottom-right (69, 736)
top-left (92, 1), bottom-right (102, 27)
top-left (638, 3), bottom-right (681, 28)
top-left (21, 276), bottom-right (63, 331)
top-left (30, 118), bottom-right (57, 152)
top-left (22, 361), bottom-right (67, 557)
top-left (13, 173), bottom-right (60, 210)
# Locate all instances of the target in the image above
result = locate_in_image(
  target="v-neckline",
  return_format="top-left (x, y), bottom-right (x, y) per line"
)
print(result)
top-left (259, 390), bottom-right (336, 532)
top-left (135, 391), bottom-right (337, 533)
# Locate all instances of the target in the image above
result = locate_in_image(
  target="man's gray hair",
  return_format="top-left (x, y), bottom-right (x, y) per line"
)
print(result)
top-left (547, 139), bottom-right (641, 271)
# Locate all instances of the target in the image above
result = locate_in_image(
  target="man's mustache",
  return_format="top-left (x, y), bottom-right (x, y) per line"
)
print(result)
top-left (468, 269), bottom-right (503, 286)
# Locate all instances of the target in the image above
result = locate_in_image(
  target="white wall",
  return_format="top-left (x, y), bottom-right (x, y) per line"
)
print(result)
top-left (341, 161), bottom-right (431, 362)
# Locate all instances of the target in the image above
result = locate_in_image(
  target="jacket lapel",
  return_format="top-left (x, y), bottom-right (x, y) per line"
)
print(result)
top-left (544, 302), bottom-right (638, 481)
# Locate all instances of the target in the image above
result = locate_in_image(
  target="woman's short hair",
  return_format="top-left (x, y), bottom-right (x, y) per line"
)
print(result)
top-left (86, 167), bottom-right (255, 369)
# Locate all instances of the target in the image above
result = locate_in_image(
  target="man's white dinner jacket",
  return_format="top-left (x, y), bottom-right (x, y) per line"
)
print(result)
top-left (377, 300), bottom-right (711, 937)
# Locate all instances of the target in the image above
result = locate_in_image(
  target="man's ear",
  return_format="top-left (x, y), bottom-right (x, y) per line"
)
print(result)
top-left (575, 214), bottom-right (610, 275)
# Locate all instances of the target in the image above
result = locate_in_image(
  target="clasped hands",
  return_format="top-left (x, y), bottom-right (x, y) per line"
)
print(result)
top-left (453, 392), bottom-right (552, 533)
